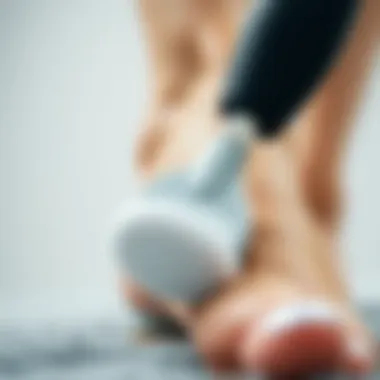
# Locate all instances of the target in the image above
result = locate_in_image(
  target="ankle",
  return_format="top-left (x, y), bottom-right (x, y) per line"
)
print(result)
top-left (305, 175), bottom-right (343, 231)
top-left (135, 75), bottom-right (224, 180)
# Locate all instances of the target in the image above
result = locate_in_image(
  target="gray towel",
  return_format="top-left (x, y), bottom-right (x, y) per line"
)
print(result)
top-left (0, 305), bottom-right (378, 379)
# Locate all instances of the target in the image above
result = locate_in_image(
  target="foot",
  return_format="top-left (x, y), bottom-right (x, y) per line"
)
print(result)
top-left (190, 142), bottom-right (374, 376)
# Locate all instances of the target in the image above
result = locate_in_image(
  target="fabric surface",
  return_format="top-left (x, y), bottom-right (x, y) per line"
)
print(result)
top-left (0, 305), bottom-right (379, 379)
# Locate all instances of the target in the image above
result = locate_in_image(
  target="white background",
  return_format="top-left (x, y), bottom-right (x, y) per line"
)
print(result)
top-left (0, 0), bottom-right (379, 323)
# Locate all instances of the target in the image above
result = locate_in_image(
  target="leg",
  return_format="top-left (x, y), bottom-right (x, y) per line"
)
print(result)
top-left (138, 0), bottom-right (202, 103)
top-left (135, 0), bottom-right (248, 180)
top-left (135, 0), bottom-right (202, 177)
top-left (189, 3), bottom-right (379, 372)
top-left (288, 0), bottom-right (380, 230)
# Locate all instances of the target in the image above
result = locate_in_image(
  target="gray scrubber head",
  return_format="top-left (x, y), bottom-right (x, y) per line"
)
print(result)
top-left (111, 123), bottom-right (253, 304)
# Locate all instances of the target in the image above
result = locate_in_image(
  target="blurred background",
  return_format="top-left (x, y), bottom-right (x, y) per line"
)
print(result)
top-left (0, 0), bottom-right (379, 328)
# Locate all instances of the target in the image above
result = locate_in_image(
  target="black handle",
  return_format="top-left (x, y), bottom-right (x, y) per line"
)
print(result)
top-left (221, 0), bottom-right (360, 138)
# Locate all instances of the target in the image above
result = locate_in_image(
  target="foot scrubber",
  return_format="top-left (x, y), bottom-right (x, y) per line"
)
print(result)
top-left (111, 0), bottom-right (360, 304)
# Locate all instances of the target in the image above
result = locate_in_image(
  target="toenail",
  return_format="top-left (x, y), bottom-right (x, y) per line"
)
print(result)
top-left (261, 300), bottom-right (342, 334)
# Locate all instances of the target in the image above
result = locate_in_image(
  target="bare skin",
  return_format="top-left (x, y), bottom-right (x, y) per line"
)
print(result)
top-left (288, 0), bottom-right (380, 232)
top-left (124, 0), bottom-right (380, 375)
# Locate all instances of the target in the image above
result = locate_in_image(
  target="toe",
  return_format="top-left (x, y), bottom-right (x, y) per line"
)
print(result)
top-left (341, 327), bottom-right (375, 375)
